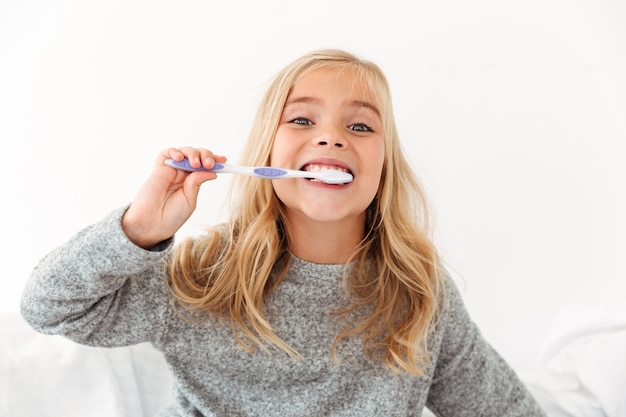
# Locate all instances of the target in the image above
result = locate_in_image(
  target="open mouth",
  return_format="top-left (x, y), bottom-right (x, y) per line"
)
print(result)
top-left (300, 163), bottom-right (353, 183)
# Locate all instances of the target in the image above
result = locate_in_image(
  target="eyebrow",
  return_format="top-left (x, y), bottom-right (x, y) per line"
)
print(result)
top-left (285, 96), bottom-right (380, 115)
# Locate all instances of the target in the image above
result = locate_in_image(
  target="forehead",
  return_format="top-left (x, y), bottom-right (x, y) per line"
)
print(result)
top-left (288, 66), bottom-right (378, 106)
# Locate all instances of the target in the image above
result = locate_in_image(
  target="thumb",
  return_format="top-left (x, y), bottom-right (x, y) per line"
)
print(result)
top-left (181, 170), bottom-right (218, 208)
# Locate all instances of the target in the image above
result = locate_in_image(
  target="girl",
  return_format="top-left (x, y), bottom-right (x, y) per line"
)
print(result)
top-left (21, 49), bottom-right (546, 416)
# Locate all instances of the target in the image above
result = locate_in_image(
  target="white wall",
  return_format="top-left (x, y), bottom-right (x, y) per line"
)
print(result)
top-left (1, 0), bottom-right (625, 373)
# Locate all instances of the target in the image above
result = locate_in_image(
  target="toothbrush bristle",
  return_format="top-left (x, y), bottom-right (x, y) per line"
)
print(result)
top-left (320, 170), bottom-right (353, 184)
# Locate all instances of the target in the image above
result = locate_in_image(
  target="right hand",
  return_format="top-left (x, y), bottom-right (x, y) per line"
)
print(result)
top-left (121, 147), bottom-right (227, 248)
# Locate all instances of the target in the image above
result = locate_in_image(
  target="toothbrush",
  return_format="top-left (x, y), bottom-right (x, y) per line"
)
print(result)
top-left (164, 158), bottom-right (353, 185)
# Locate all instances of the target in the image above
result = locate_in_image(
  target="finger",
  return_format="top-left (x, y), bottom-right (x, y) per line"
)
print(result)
top-left (161, 147), bottom-right (185, 161)
top-left (183, 171), bottom-right (218, 199)
top-left (198, 150), bottom-right (227, 169)
top-left (172, 147), bottom-right (224, 170)
top-left (175, 146), bottom-right (204, 169)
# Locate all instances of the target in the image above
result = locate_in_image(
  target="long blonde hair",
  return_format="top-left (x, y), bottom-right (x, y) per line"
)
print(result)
top-left (168, 49), bottom-right (442, 375)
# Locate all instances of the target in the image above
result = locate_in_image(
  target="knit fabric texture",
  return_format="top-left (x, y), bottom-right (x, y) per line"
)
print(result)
top-left (21, 207), bottom-right (546, 416)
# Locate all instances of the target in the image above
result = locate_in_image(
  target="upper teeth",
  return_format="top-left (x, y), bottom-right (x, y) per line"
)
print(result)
top-left (303, 163), bottom-right (349, 173)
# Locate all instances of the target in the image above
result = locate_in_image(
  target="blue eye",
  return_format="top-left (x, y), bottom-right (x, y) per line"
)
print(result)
top-left (290, 117), bottom-right (313, 126)
top-left (349, 123), bottom-right (373, 132)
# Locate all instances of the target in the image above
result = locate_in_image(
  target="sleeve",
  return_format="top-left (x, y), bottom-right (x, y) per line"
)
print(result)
top-left (20, 206), bottom-right (175, 348)
top-left (425, 276), bottom-right (547, 417)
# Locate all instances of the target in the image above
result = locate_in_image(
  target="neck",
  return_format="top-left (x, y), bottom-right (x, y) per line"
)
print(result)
top-left (285, 215), bottom-right (365, 264)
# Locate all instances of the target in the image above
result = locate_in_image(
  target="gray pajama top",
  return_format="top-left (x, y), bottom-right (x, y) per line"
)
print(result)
top-left (21, 207), bottom-right (546, 416)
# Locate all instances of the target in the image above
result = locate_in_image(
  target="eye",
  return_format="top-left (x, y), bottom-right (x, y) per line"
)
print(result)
top-left (289, 117), bottom-right (313, 126)
top-left (349, 122), bottom-right (373, 132)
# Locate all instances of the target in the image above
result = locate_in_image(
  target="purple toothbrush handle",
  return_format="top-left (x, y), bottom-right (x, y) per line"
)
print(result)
top-left (252, 167), bottom-right (288, 178)
top-left (165, 159), bottom-right (224, 172)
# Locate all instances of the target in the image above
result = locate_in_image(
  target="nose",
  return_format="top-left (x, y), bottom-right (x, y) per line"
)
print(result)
top-left (315, 131), bottom-right (346, 148)
top-left (317, 139), bottom-right (344, 148)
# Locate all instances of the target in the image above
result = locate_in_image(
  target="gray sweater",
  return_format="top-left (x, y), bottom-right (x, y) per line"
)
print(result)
top-left (21, 207), bottom-right (546, 416)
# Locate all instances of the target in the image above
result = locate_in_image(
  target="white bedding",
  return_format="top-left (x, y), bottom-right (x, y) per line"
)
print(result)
top-left (521, 304), bottom-right (626, 417)
top-left (1, 314), bottom-right (172, 417)
top-left (3, 305), bottom-right (625, 417)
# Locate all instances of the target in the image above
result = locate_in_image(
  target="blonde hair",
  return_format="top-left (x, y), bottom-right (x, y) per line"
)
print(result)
top-left (168, 49), bottom-right (442, 375)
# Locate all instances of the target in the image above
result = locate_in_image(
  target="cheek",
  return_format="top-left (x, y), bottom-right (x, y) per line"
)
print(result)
top-left (365, 145), bottom-right (385, 195)
top-left (269, 132), bottom-right (290, 166)
top-left (367, 141), bottom-right (386, 176)
top-left (270, 180), bottom-right (292, 210)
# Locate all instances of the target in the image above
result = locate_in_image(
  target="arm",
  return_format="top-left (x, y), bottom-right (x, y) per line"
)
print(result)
top-left (426, 277), bottom-right (547, 416)
top-left (20, 206), bottom-right (173, 346)
top-left (21, 147), bottom-right (226, 346)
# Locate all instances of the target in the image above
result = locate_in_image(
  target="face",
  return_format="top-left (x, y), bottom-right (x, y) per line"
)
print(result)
top-left (270, 66), bottom-right (385, 230)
